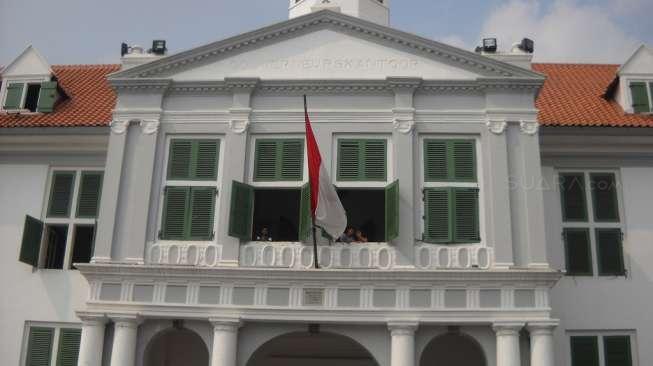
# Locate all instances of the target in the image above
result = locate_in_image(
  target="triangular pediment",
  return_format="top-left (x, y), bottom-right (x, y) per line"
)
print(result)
top-left (1, 45), bottom-right (52, 77)
top-left (110, 10), bottom-right (543, 81)
top-left (619, 45), bottom-right (653, 75)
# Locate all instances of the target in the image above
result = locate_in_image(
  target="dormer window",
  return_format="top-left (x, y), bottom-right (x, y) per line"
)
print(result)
top-left (2, 80), bottom-right (58, 113)
top-left (629, 82), bottom-right (652, 114)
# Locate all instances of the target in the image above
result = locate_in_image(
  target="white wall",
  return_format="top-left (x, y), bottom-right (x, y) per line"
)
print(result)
top-left (543, 165), bottom-right (653, 366)
top-left (0, 164), bottom-right (89, 365)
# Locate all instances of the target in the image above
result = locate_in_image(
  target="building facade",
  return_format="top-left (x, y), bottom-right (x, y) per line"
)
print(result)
top-left (1, 1), bottom-right (652, 366)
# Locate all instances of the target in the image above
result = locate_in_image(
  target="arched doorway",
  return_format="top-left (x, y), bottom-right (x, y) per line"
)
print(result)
top-left (420, 333), bottom-right (486, 366)
top-left (247, 331), bottom-right (379, 366)
top-left (144, 328), bottom-right (209, 366)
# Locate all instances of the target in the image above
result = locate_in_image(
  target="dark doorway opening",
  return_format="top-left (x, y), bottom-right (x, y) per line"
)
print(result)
top-left (44, 225), bottom-right (67, 269)
top-left (337, 189), bottom-right (385, 242)
top-left (252, 189), bottom-right (301, 242)
top-left (71, 225), bottom-right (95, 269)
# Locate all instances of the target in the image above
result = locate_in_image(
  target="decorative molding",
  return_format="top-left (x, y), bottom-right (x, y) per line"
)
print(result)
top-left (109, 78), bottom-right (172, 92)
top-left (140, 119), bottom-right (160, 135)
top-left (110, 11), bottom-right (543, 80)
top-left (393, 117), bottom-right (415, 134)
top-left (228, 119), bottom-right (250, 134)
top-left (486, 119), bottom-right (508, 135)
top-left (110, 119), bottom-right (129, 135)
top-left (388, 321), bottom-right (419, 336)
top-left (526, 320), bottom-right (559, 335)
top-left (109, 314), bottom-right (143, 328)
top-left (492, 322), bottom-right (525, 336)
top-left (520, 119), bottom-right (539, 135)
top-left (209, 318), bottom-right (242, 332)
top-left (75, 311), bottom-right (108, 326)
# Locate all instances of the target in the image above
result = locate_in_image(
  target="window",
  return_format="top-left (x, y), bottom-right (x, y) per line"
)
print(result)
top-left (570, 335), bottom-right (634, 366)
top-left (559, 171), bottom-right (625, 277)
top-left (2, 81), bottom-right (58, 113)
top-left (422, 139), bottom-right (479, 244)
top-left (160, 138), bottom-right (220, 241)
top-left (19, 169), bottom-right (103, 270)
top-left (335, 137), bottom-right (398, 242)
top-left (629, 82), bottom-right (652, 114)
top-left (229, 137), bottom-right (310, 242)
top-left (23, 325), bottom-right (81, 366)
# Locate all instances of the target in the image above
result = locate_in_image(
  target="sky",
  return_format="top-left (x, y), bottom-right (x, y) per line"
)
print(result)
top-left (1, 0), bottom-right (652, 66)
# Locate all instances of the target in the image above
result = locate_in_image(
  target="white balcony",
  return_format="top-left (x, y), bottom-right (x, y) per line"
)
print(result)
top-left (147, 241), bottom-right (495, 270)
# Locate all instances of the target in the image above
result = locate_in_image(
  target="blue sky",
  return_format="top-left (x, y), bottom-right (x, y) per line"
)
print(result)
top-left (1, 0), bottom-right (652, 66)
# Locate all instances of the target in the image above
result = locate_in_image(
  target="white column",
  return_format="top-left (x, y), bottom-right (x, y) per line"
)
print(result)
top-left (109, 315), bottom-right (141, 366)
top-left (527, 321), bottom-right (558, 366)
top-left (77, 314), bottom-right (107, 366)
top-left (493, 322), bottom-right (524, 366)
top-left (210, 318), bottom-right (242, 366)
top-left (388, 321), bottom-right (418, 366)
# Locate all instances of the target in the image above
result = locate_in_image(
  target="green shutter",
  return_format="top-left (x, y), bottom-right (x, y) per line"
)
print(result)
top-left (337, 139), bottom-right (387, 181)
top-left (36, 81), bottom-right (58, 113)
top-left (590, 173), bottom-right (620, 222)
top-left (4, 83), bottom-right (24, 110)
top-left (424, 140), bottom-right (448, 181)
top-left (570, 336), bottom-right (599, 366)
top-left (630, 82), bottom-right (650, 113)
top-left (167, 140), bottom-right (193, 180)
top-left (452, 140), bottom-right (476, 181)
top-left (424, 140), bottom-right (476, 182)
top-left (560, 173), bottom-right (588, 222)
top-left (423, 188), bottom-right (452, 243)
top-left (188, 187), bottom-right (216, 240)
top-left (596, 229), bottom-right (626, 276)
top-left (337, 140), bottom-right (362, 180)
top-left (19, 215), bottom-right (44, 267)
top-left (76, 172), bottom-right (103, 218)
top-left (280, 139), bottom-right (304, 180)
top-left (254, 140), bottom-right (278, 181)
top-left (298, 183), bottom-right (313, 241)
top-left (385, 180), bottom-right (399, 241)
top-left (228, 181), bottom-right (254, 240)
top-left (453, 188), bottom-right (480, 243)
top-left (563, 228), bottom-right (593, 276)
top-left (26, 327), bottom-right (54, 366)
top-left (194, 140), bottom-right (220, 180)
top-left (47, 172), bottom-right (76, 218)
top-left (56, 329), bottom-right (81, 366)
top-left (161, 187), bottom-right (190, 240)
top-left (604, 336), bottom-right (632, 366)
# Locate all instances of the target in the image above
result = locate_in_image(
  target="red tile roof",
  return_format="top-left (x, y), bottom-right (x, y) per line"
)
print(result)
top-left (0, 64), bottom-right (120, 128)
top-left (533, 63), bottom-right (653, 128)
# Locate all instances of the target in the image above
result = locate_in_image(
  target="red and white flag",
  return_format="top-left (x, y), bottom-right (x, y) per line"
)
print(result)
top-left (304, 97), bottom-right (347, 239)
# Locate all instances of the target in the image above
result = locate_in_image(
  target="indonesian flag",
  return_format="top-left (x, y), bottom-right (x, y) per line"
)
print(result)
top-left (304, 96), bottom-right (347, 239)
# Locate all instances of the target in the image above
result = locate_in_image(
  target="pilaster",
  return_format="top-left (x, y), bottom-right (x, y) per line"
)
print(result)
top-left (388, 77), bottom-right (421, 265)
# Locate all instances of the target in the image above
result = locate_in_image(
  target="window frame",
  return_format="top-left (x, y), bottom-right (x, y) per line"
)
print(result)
top-left (419, 135), bottom-right (484, 246)
top-left (38, 167), bottom-right (103, 270)
top-left (627, 80), bottom-right (653, 114)
top-left (332, 134), bottom-right (394, 188)
top-left (248, 135), bottom-right (308, 188)
top-left (20, 322), bottom-right (82, 366)
top-left (567, 331), bottom-right (638, 366)
top-left (158, 135), bottom-right (224, 243)
top-left (0, 77), bottom-right (48, 113)
top-left (556, 169), bottom-right (628, 278)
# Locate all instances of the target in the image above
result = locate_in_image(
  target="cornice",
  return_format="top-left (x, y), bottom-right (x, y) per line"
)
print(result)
top-left (109, 78), bottom-right (172, 92)
top-left (109, 10), bottom-right (544, 80)
top-left (77, 263), bottom-right (562, 286)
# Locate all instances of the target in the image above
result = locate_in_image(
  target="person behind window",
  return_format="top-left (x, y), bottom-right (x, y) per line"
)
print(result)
top-left (256, 227), bottom-right (273, 241)
top-left (338, 226), bottom-right (356, 243)
top-left (354, 229), bottom-right (368, 243)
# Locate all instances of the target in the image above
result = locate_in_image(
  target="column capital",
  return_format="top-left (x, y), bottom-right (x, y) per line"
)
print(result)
top-left (110, 119), bottom-right (130, 135)
top-left (493, 322), bottom-right (525, 336)
top-left (109, 314), bottom-right (143, 329)
top-left (209, 317), bottom-right (242, 332)
top-left (388, 321), bottom-right (419, 335)
top-left (139, 119), bottom-right (160, 135)
top-left (76, 311), bottom-right (108, 326)
top-left (526, 320), bottom-right (559, 335)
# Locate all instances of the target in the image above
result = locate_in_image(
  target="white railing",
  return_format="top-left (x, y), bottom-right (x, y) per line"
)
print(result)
top-left (414, 244), bottom-right (494, 270)
top-left (239, 242), bottom-right (397, 269)
top-left (147, 242), bottom-right (223, 267)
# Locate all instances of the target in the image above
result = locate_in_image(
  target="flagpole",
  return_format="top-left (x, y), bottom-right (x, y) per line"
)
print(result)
top-left (305, 95), bottom-right (320, 270)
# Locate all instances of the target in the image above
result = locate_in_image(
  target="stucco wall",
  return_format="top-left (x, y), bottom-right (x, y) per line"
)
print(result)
top-left (0, 164), bottom-right (89, 365)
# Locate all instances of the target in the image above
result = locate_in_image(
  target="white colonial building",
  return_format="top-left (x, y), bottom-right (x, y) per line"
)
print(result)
top-left (1, 1), bottom-right (652, 366)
